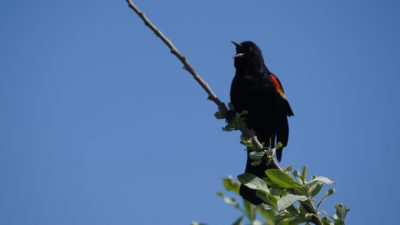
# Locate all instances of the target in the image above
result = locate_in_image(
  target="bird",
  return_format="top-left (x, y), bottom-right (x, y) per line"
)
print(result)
top-left (230, 41), bottom-right (293, 204)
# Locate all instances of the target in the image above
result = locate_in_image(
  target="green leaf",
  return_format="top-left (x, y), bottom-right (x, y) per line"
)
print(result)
top-left (309, 176), bottom-right (334, 186)
top-left (237, 174), bottom-right (277, 207)
top-left (223, 177), bottom-right (240, 194)
top-left (274, 210), bottom-right (297, 225)
top-left (243, 200), bottom-right (256, 222)
top-left (240, 137), bottom-right (254, 149)
top-left (238, 173), bottom-right (269, 193)
top-left (321, 217), bottom-right (334, 225)
top-left (251, 220), bottom-right (263, 225)
top-left (301, 166), bottom-right (307, 182)
top-left (223, 123), bottom-right (238, 131)
top-left (260, 203), bottom-right (273, 211)
top-left (214, 111), bottom-right (225, 119)
top-left (256, 191), bottom-right (278, 209)
top-left (285, 205), bottom-right (299, 216)
top-left (266, 169), bottom-right (301, 189)
top-left (334, 219), bottom-right (345, 225)
top-left (317, 188), bottom-right (335, 209)
top-left (216, 192), bottom-right (240, 210)
top-left (277, 194), bottom-right (308, 211)
top-left (293, 170), bottom-right (300, 178)
top-left (232, 216), bottom-right (243, 225)
top-left (249, 151), bottom-right (265, 160)
top-left (223, 126), bottom-right (234, 131)
top-left (292, 212), bottom-right (308, 224)
top-left (258, 207), bottom-right (277, 225)
top-left (269, 182), bottom-right (287, 196)
top-left (278, 219), bottom-right (291, 225)
top-left (250, 159), bottom-right (263, 166)
top-left (284, 205), bottom-right (308, 225)
top-left (293, 170), bottom-right (303, 184)
top-left (334, 203), bottom-right (350, 221)
top-left (309, 182), bottom-right (323, 197)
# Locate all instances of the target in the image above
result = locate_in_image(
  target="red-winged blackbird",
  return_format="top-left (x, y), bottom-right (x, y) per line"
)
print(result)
top-left (230, 41), bottom-right (293, 204)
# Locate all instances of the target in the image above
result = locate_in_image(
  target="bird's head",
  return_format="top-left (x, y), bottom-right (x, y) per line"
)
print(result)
top-left (231, 41), bottom-right (267, 73)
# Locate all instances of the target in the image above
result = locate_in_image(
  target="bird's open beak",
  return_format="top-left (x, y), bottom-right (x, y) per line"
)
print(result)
top-left (231, 41), bottom-right (244, 58)
top-left (231, 41), bottom-right (241, 48)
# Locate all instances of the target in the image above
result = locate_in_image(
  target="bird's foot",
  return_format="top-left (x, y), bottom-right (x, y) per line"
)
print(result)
top-left (262, 146), bottom-right (274, 159)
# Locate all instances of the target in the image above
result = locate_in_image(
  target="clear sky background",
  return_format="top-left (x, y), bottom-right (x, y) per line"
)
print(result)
top-left (1, 0), bottom-right (399, 225)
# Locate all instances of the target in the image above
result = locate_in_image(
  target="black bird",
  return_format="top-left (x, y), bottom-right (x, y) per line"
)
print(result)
top-left (230, 41), bottom-right (293, 204)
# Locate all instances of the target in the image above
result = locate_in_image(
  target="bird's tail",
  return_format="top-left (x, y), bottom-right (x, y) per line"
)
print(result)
top-left (239, 150), bottom-right (277, 205)
top-left (275, 141), bottom-right (284, 162)
top-left (240, 184), bottom-right (263, 205)
top-left (276, 148), bottom-right (283, 162)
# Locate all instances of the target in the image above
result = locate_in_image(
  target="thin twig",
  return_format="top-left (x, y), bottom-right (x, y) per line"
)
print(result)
top-left (126, 0), bottom-right (226, 113)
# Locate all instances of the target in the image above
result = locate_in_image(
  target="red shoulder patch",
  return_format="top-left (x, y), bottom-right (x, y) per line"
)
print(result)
top-left (269, 73), bottom-right (287, 99)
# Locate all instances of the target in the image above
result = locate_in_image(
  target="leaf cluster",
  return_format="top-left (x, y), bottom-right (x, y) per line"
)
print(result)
top-left (194, 167), bottom-right (349, 225)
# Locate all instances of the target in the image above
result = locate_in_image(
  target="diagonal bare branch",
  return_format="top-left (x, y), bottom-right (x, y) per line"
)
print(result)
top-left (126, 0), bottom-right (226, 113)
top-left (125, 0), bottom-right (270, 158)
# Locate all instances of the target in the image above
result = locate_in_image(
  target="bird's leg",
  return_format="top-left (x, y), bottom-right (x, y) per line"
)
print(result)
top-left (262, 145), bottom-right (273, 157)
top-left (262, 139), bottom-right (275, 160)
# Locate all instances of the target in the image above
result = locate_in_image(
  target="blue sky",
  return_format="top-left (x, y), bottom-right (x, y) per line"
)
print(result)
top-left (1, 0), bottom-right (399, 225)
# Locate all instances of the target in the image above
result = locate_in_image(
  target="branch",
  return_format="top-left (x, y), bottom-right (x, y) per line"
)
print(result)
top-left (303, 201), bottom-right (323, 225)
top-left (126, 0), bottom-right (226, 113)
top-left (125, 0), bottom-right (280, 167)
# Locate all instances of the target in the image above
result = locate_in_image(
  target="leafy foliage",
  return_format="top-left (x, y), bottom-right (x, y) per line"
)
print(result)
top-left (193, 167), bottom-right (349, 225)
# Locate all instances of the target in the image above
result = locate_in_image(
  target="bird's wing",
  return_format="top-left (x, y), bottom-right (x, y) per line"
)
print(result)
top-left (269, 73), bottom-right (287, 99)
top-left (269, 73), bottom-right (294, 116)
top-left (268, 73), bottom-right (293, 161)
